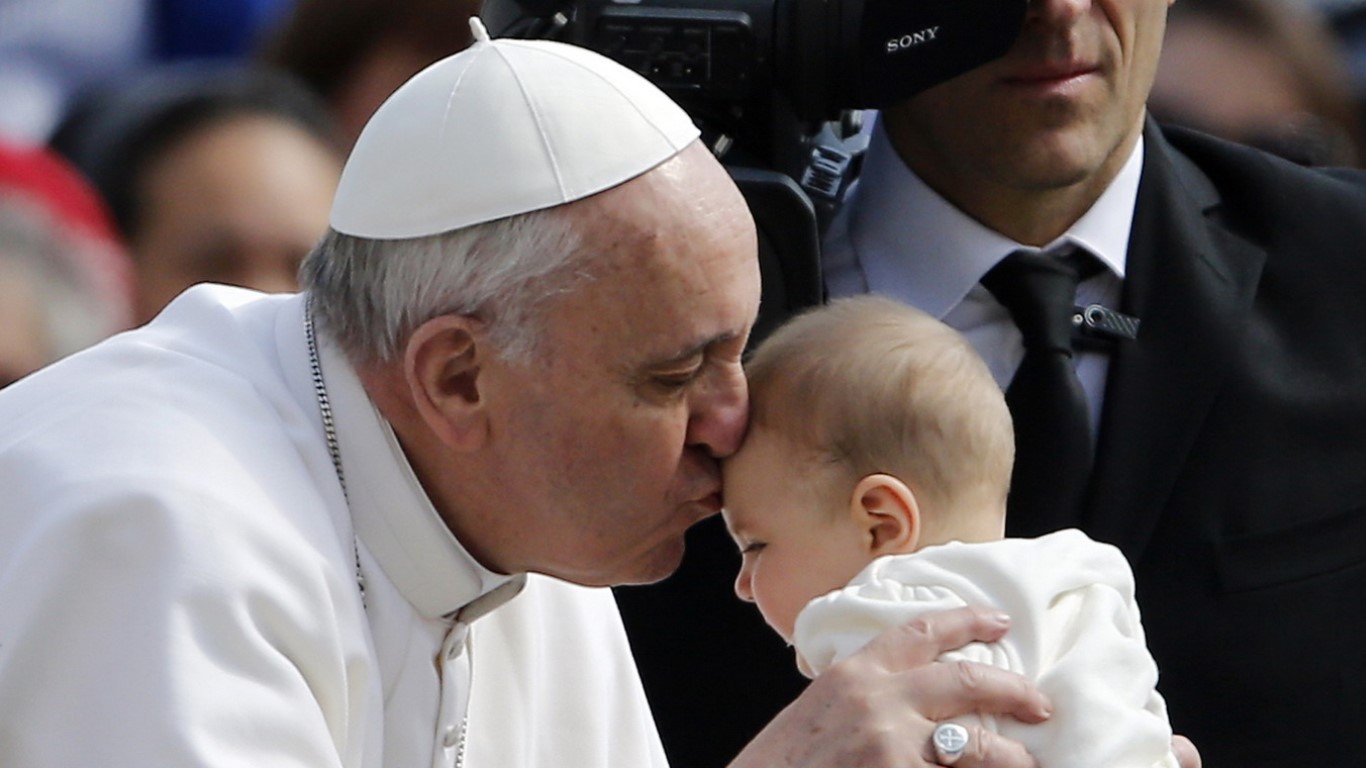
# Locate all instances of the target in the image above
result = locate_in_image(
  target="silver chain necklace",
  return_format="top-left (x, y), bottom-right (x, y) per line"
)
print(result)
top-left (306, 298), bottom-right (473, 765)
top-left (304, 297), bottom-right (367, 608)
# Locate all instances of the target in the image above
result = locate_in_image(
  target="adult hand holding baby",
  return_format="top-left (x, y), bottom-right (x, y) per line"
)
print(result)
top-left (729, 606), bottom-right (1050, 768)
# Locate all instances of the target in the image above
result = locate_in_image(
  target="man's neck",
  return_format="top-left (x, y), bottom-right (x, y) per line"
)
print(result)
top-left (882, 115), bottom-right (1144, 247)
top-left (355, 360), bottom-right (512, 576)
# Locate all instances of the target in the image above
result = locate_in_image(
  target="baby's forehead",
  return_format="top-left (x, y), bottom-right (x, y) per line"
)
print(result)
top-left (718, 505), bottom-right (756, 546)
top-left (733, 420), bottom-right (802, 456)
top-left (719, 504), bottom-right (742, 530)
top-left (719, 430), bottom-right (767, 476)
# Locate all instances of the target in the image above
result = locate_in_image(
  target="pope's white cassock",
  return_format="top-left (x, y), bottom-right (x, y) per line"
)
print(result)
top-left (0, 285), bottom-right (670, 767)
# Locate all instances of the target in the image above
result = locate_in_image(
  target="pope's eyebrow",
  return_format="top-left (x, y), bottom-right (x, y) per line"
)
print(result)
top-left (649, 330), bottom-right (743, 367)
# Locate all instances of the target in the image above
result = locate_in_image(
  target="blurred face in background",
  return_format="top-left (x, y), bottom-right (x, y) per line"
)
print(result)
top-left (131, 113), bottom-right (342, 323)
top-left (0, 260), bottom-right (48, 388)
top-left (1150, 1), bottom-right (1363, 167)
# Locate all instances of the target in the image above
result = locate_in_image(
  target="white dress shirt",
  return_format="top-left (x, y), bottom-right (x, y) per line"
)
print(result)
top-left (0, 285), bottom-right (668, 768)
top-left (823, 116), bottom-right (1144, 431)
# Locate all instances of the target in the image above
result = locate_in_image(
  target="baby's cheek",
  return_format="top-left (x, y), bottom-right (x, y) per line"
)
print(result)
top-left (754, 583), bottom-right (797, 641)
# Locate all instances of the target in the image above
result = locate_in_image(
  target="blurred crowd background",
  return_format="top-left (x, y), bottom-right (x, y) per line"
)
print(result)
top-left (0, 0), bottom-right (481, 387)
top-left (3, 0), bottom-right (1366, 388)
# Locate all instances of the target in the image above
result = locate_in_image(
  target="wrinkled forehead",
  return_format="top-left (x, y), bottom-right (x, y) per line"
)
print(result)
top-left (563, 176), bottom-right (758, 344)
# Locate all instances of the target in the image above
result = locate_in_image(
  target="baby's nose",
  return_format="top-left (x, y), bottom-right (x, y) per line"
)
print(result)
top-left (733, 568), bottom-right (754, 603)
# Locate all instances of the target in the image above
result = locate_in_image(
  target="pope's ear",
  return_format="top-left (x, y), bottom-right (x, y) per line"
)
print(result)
top-left (402, 314), bottom-right (490, 451)
top-left (848, 474), bottom-right (920, 556)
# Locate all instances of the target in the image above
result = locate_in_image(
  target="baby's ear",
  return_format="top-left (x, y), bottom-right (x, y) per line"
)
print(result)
top-left (847, 474), bottom-right (920, 556)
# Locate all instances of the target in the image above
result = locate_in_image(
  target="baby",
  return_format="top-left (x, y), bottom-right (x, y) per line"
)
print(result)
top-left (722, 295), bottom-right (1178, 768)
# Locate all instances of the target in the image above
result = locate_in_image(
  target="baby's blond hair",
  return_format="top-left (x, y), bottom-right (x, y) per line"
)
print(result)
top-left (745, 295), bottom-right (1014, 527)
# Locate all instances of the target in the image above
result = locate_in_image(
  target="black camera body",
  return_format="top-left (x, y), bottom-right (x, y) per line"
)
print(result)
top-left (483, 0), bottom-right (1024, 143)
top-left (566, 0), bottom-right (1023, 121)
top-left (481, 0), bottom-right (1025, 338)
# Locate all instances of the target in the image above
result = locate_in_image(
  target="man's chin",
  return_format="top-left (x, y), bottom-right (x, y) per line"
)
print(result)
top-left (540, 539), bottom-right (687, 588)
top-left (610, 539), bottom-right (689, 588)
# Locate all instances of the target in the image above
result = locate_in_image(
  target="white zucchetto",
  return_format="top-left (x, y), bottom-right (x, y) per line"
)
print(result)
top-left (330, 17), bottom-right (701, 239)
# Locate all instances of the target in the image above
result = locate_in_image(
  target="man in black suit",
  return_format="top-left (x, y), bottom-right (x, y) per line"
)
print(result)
top-left (620, 0), bottom-right (1365, 766)
top-left (817, 0), bottom-right (1366, 764)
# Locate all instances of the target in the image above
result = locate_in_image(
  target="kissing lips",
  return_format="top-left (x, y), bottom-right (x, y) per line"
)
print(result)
top-left (677, 486), bottom-right (724, 529)
top-left (691, 490), bottom-right (723, 517)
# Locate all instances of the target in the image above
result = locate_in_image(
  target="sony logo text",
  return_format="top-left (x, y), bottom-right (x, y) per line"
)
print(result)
top-left (885, 27), bottom-right (941, 53)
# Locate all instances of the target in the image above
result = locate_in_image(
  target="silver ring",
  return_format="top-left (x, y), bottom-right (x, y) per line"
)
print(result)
top-left (932, 722), bottom-right (970, 765)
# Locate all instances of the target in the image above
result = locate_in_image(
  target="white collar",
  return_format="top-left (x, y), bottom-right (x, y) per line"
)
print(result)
top-left (315, 325), bottom-right (521, 621)
top-left (848, 116), bottom-right (1143, 318)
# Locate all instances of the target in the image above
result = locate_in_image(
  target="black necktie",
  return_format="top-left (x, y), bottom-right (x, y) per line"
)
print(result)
top-left (982, 249), bottom-right (1098, 535)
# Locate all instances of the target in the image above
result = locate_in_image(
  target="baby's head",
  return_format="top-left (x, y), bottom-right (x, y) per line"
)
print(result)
top-left (721, 295), bottom-right (1014, 643)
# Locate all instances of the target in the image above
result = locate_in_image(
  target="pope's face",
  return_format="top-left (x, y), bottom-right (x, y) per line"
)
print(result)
top-left (883, 0), bottom-right (1173, 211)
top-left (482, 144), bottom-right (761, 587)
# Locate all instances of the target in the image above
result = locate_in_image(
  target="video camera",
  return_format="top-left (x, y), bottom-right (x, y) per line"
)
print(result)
top-left (479, 0), bottom-right (1026, 339)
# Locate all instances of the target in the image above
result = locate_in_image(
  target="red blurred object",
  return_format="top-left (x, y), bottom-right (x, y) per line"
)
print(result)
top-left (0, 138), bottom-right (134, 325)
top-left (0, 139), bottom-right (121, 246)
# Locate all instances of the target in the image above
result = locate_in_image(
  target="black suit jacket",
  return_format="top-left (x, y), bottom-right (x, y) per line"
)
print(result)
top-left (616, 121), bottom-right (1366, 767)
top-left (1078, 122), bottom-right (1366, 764)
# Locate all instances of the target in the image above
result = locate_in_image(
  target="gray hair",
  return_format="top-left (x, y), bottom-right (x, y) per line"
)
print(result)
top-left (299, 205), bottom-right (586, 364)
